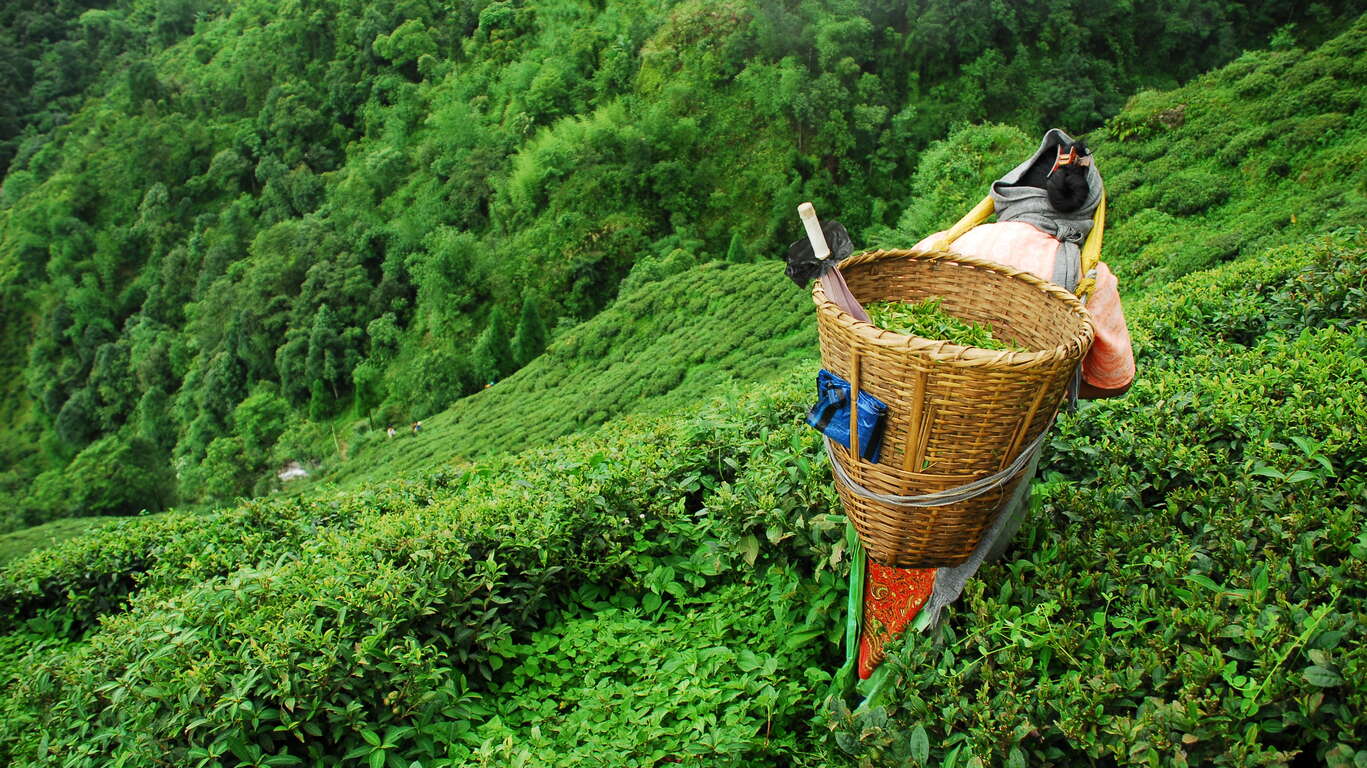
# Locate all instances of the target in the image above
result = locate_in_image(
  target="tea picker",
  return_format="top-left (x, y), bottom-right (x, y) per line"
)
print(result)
top-left (786, 131), bottom-right (1124, 708)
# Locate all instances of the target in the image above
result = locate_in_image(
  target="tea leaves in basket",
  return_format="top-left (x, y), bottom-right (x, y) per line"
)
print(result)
top-left (864, 298), bottom-right (1024, 351)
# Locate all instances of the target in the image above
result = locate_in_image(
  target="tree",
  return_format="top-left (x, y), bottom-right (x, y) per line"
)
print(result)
top-left (274, 329), bottom-right (311, 406)
top-left (352, 360), bottom-right (385, 427)
top-left (55, 388), bottom-right (99, 447)
top-left (232, 388), bottom-right (290, 457)
top-left (89, 341), bottom-right (136, 429)
top-left (469, 306), bottom-right (513, 385)
top-left (127, 60), bottom-right (163, 106)
top-left (307, 380), bottom-right (328, 422)
top-left (725, 232), bottom-right (747, 263)
top-left (366, 313), bottom-right (402, 362)
top-left (135, 385), bottom-right (176, 454)
top-left (191, 436), bottom-right (254, 502)
top-left (200, 349), bottom-right (247, 429)
top-left (305, 304), bottom-right (345, 401)
top-left (512, 296), bottom-right (548, 367)
top-left (61, 433), bottom-right (175, 517)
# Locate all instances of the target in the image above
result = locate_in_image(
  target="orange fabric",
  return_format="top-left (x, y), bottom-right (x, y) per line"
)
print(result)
top-left (915, 222), bottom-right (1135, 389)
top-left (857, 559), bottom-right (935, 678)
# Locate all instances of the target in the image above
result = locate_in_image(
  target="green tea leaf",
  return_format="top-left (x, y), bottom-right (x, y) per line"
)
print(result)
top-left (909, 726), bottom-right (929, 763)
top-left (1302, 665), bottom-right (1343, 687)
top-left (738, 535), bottom-right (759, 567)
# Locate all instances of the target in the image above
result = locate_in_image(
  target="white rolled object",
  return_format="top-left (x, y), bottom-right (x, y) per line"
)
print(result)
top-left (798, 202), bottom-right (869, 323)
top-left (798, 202), bottom-right (830, 261)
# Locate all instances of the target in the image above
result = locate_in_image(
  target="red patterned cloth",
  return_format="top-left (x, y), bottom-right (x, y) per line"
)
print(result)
top-left (857, 559), bottom-right (935, 679)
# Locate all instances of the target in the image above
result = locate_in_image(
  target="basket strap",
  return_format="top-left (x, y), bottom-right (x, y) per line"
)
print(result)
top-left (929, 193), bottom-right (1106, 299)
top-left (1073, 194), bottom-right (1106, 300)
top-left (925, 195), bottom-right (995, 251)
top-left (1066, 193), bottom-right (1105, 407)
top-left (825, 422), bottom-right (1052, 508)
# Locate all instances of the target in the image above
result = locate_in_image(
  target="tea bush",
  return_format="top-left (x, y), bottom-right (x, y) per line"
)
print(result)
top-left (14, 0), bottom-right (1342, 517)
top-left (876, 16), bottom-right (1367, 298)
top-left (3, 14), bottom-right (1367, 768)
top-left (1094, 17), bottom-right (1367, 292)
top-left (7, 225), bottom-right (1360, 765)
top-left (0, 375), bottom-right (855, 766)
top-left (0, 517), bottom-right (117, 568)
top-left (0, 489), bottom-right (401, 633)
top-left (455, 568), bottom-right (842, 766)
top-left (1156, 169), bottom-right (1230, 216)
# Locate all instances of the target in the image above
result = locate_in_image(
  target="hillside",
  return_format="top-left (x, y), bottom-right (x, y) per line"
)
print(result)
top-left (2, 0), bottom-right (1357, 529)
top-left (329, 8), bottom-right (1367, 491)
top-left (1, 226), bottom-right (1362, 764)
top-left (324, 258), bottom-right (815, 485)
top-left (2, 14), bottom-right (1366, 765)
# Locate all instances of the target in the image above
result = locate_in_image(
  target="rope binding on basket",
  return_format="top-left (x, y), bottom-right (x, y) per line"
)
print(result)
top-left (824, 417), bottom-right (1053, 508)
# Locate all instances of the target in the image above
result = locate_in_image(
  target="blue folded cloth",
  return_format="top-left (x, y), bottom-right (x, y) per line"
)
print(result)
top-left (806, 369), bottom-right (889, 463)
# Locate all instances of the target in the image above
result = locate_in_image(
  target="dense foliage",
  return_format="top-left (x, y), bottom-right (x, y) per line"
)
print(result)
top-left (0, 4), bottom-right (1365, 768)
top-left (0, 0), bottom-right (210, 177)
top-left (831, 230), bottom-right (1367, 766)
top-left (2, 227), bottom-right (1362, 764)
top-left (823, 20), bottom-right (1367, 760)
top-left (2, 0), bottom-right (1356, 527)
top-left (0, 376), bottom-right (851, 765)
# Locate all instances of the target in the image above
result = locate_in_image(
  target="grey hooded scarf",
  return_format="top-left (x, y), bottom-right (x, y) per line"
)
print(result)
top-left (989, 128), bottom-right (1104, 293)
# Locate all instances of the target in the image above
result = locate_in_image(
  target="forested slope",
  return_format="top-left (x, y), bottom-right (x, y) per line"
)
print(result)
top-left (331, 8), bottom-right (1367, 494)
top-left (2, 0), bottom-right (1353, 529)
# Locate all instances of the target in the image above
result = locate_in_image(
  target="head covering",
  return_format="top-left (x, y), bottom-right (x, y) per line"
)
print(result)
top-left (990, 128), bottom-right (1104, 292)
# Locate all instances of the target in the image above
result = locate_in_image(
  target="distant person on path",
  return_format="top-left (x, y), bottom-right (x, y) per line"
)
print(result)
top-left (857, 129), bottom-right (1136, 678)
top-left (387, 426), bottom-right (396, 439)
top-left (412, 421), bottom-right (422, 435)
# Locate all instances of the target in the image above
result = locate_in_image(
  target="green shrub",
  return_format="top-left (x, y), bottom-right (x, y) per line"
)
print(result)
top-left (458, 568), bottom-right (841, 765)
top-left (324, 261), bottom-right (816, 486)
top-left (0, 378), bottom-right (852, 766)
top-left (875, 123), bottom-right (1032, 247)
top-left (1157, 170), bottom-right (1231, 215)
top-left (3, 10), bottom-right (1367, 768)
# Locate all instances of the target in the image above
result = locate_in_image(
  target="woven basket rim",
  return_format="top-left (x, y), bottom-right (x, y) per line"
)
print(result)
top-left (812, 247), bottom-right (1094, 368)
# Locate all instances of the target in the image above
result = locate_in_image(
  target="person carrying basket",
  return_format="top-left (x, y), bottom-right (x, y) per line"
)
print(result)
top-left (850, 128), bottom-right (1136, 683)
top-left (789, 129), bottom-right (1137, 696)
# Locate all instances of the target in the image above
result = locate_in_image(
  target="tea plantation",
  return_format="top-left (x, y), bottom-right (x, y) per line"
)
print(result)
top-left (1, 9), bottom-right (1365, 768)
top-left (323, 258), bottom-right (818, 486)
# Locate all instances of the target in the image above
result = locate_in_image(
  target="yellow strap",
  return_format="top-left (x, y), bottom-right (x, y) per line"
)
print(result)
top-left (926, 195), bottom-right (994, 251)
top-left (930, 192), bottom-right (1107, 300)
top-left (1074, 195), bottom-right (1106, 300)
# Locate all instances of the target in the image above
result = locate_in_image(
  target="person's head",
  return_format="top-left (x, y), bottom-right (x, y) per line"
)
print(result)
top-left (1044, 141), bottom-right (1092, 213)
top-left (1005, 137), bottom-right (1093, 214)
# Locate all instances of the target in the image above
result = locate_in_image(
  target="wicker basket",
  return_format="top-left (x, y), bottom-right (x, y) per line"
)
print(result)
top-left (813, 248), bottom-right (1094, 568)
